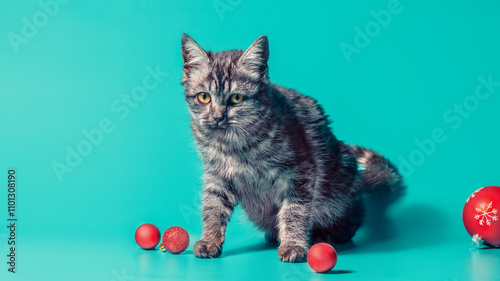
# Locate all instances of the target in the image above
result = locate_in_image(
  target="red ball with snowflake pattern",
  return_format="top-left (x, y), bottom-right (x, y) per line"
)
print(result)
top-left (463, 186), bottom-right (500, 247)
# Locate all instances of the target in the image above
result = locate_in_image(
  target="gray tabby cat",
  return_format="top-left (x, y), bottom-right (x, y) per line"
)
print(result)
top-left (180, 34), bottom-right (405, 262)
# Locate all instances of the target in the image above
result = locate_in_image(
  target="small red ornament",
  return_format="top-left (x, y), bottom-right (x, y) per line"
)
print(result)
top-left (463, 186), bottom-right (500, 248)
top-left (135, 223), bottom-right (161, 250)
top-left (307, 243), bottom-right (338, 273)
top-left (162, 226), bottom-right (190, 254)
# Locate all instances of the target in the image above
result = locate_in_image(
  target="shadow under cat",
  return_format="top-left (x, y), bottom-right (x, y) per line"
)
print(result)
top-left (337, 202), bottom-right (448, 254)
top-left (222, 241), bottom-right (278, 257)
top-left (218, 202), bottom-right (448, 258)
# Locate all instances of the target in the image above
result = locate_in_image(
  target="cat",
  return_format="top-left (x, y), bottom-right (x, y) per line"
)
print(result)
top-left (180, 34), bottom-right (405, 262)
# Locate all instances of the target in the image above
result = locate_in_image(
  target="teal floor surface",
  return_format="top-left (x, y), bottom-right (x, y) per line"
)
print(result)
top-left (1, 1), bottom-right (500, 280)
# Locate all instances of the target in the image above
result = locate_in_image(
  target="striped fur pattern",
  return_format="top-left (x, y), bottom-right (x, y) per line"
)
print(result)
top-left (180, 34), bottom-right (405, 262)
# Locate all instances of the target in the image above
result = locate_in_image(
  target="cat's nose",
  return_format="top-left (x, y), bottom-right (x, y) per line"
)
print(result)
top-left (214, 116), bottom-right (224, 125)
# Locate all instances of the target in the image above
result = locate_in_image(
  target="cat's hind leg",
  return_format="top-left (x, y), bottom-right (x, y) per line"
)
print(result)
top-left (311, 197), bottom-right (364, 245)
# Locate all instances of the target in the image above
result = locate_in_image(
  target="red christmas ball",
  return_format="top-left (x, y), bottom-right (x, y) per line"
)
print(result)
top-left (463, 186), bottom-right (500, 247)
top-left (162, 226), bottom-right (190, 254)
top-left (135, 223), bottom-right (161, 250)
top-left (307, 243), bottom-right (338, 273)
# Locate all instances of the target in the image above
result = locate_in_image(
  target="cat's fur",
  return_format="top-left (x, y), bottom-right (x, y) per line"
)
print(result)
top-left (180, 34), bottom-right (405, 262)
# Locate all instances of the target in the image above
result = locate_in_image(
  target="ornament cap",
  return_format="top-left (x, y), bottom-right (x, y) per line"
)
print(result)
top-left (470, 234), bottom-right (484, 250)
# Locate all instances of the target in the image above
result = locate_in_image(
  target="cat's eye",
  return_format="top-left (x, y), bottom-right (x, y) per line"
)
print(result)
top-left (197, 92), bottom-right (211, 104)
top-left (230, 94), bottom-right (244, 104)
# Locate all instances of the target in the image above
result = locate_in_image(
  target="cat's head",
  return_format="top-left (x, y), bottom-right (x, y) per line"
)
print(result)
top-left (181, 34), bottom-right (271, 149)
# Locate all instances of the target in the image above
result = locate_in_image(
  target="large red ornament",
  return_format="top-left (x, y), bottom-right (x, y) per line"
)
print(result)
top-left (463, 186), bottom-right (500, 248)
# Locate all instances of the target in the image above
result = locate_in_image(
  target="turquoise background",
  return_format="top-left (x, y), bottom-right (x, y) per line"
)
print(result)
top-left (1, 0), bottom-right (500, 280)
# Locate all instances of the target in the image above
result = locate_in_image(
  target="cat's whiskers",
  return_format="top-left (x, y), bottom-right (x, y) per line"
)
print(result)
top-left (233, 123), bottom-right (252, 139)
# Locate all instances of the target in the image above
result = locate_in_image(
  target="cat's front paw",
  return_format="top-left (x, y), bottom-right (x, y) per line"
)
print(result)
top-left (193, 240), bottom-right (222, 258)
top-left (278, 244), bottom-right (308, 263)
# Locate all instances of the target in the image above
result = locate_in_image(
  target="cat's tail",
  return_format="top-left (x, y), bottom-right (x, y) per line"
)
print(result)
top-left (350, 145), bottom-right (406, 205)
top-left (344, 145), bottom-right (405, 244)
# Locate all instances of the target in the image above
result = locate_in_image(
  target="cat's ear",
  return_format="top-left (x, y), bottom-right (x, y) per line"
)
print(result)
top-left (238, 35), bottom-right (269, 79)
top-left (181, 34), bottom-right (208, 83)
